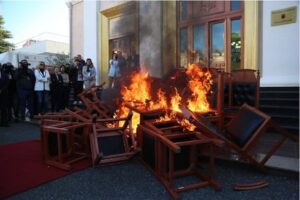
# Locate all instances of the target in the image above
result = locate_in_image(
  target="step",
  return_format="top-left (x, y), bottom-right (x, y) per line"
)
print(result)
top-left (260, 105), bottom-right (299, 110)
top-left (260, 98), bottom-right (299, 107)
top-left (260, 87), bottom-right (299, 92)
top-left (271, 114), bottom-right (299, 120)
top-left (260, 91), bottom-right (299, 99)
top-left (260, 107), bottom-right (299, 117)
top-left (272, 117), bottom-right (299, 127)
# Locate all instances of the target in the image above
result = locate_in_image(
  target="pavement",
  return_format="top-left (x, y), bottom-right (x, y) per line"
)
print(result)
top-left (0, 121), bottom-right (298, 200)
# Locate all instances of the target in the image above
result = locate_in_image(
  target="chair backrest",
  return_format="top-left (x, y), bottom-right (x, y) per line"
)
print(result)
top-left (230, 69), bottom-right (260, 108)
top-left (226, 104), bottom-right (266, 147)
top-left (181, 104), bottom-right (270, 148)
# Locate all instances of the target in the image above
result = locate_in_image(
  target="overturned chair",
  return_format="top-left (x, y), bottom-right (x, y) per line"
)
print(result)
top-left (41, 122), bottom-right (91, 170)
top-left (89, 111), bottom-right (138, 166)
top-left (181, 103), bottom-right (298, 172)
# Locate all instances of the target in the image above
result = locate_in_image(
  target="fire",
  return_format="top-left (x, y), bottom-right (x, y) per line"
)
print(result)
top-left (121, 71), bottom-right (151, 104)
top-left (116, 71), bottom-right (168, 133)
top-left (116, 63), bottom-right (212, 133)
top-left (186, 63), bottom-right (212, 113)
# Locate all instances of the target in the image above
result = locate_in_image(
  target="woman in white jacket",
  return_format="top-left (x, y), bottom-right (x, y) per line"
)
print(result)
top-left (83, 58), bottom-right (96, 89)
top-left (34, 62), bottom-right (50, 115)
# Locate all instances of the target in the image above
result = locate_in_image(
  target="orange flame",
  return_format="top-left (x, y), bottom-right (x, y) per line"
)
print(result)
top-left (116, 64), bottom-right (212, 133)
top-left (121, 71), bottom-right (151, 104)
top-left (186, 63), bottom-right (212, 113)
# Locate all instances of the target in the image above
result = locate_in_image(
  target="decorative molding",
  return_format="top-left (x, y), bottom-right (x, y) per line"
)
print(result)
top-left (101, 1), bottom-right (137, 18)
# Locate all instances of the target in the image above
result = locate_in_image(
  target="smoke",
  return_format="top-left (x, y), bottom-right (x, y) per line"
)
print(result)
top-left (139, 1), bottom-right (162, 78)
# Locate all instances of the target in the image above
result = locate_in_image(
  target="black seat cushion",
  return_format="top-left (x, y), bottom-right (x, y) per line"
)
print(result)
top-left (232, 83), bottom-right (257, 106)
top-left (226, 106), bottom-right (265, 147)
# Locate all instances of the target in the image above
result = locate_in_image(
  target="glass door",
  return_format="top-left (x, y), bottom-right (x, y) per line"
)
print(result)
top-left (209, 21), bottom-right (225, 70)
top-left (193, 24), bottom-right (206, 66)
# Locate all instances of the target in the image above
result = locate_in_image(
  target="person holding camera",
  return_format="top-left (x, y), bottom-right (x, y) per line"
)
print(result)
top-left (0, 64), bottom-right (10, 126)
top-left (2, 62), bottom-right (18, 122)
top-left (14, 59), bottom-right (35, 121)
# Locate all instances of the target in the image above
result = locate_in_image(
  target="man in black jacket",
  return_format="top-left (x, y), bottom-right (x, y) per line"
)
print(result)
top-left (14, 59), bottom-right (35, 120)
top-left (2, 62), bottom-right (18, 122)
top-left (69, 59), bottom-right (83, 104)
top-left (50, 67), bottom-right (63, 112)
top-left (0, 64), bottom-right (10, 126)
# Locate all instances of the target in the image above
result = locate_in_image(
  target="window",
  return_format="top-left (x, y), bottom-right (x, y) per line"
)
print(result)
top-left (180, 28), bottom-right (188, 68)
top-left (193, 25), bottom-right (205, 66)
top-left (180, 1), bottom-right (188, 21)
top-left (211, 22), bottom-right (225, 67)
top-left (231, 0), bottom-right (241, 11)
top-left (177, 1), bottom-right (243, 71)
top-left (231, 19), bottom-right (241, 70)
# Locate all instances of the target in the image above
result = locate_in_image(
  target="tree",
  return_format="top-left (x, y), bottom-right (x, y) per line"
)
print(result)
top-left (46, 53), bottom-right (72, 67)
top-left (0, 15), bottom-right (14, 53)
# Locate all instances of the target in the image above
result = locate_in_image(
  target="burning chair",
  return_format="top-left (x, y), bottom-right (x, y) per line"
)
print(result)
top-left (89, 111), bottom-right (138, 166)
top-left (181, 103), bottom-right (298, 172)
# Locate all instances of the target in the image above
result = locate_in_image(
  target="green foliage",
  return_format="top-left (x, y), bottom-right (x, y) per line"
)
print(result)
top-left (0, 15), bottom-right (14, 53)
top-left (46, 53), bottom-right (71, 67)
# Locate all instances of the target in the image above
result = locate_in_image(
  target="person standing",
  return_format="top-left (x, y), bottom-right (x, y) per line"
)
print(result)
top-left (60, 65), bottom-right (70, 109)
top-left (0, 64), bottom-right (9, 126)
top-left (69, 59), bottom-right (84, 104)
top-left (108, 53), bottom-right (121, 88)
top-left (2, 62), bottom-right (18, 122)
top-left (34, 61), bottom-right (50, 115)
top-left (14, 59), bottom-right (35, 120)
top-left (127, 50), bottom-right (140, 73)
top-left (83, 58), bottom-right (96, 89)
top-left (77, 54), bottom-right (86, 68)
top-left (50, 67), bottom-right (63, 112)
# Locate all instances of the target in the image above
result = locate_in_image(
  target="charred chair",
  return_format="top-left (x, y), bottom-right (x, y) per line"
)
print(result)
top-left (181, 104), bottom-right (298, 172)
top-left (89, 112), bottom-right (137, 166)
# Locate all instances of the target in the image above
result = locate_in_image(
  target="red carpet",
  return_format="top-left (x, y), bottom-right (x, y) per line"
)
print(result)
top-left (0, 140), bottom-right (91, 199)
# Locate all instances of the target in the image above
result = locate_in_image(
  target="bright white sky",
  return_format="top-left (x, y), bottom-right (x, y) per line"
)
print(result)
top-left (0, 0), bottom-right (69, 47)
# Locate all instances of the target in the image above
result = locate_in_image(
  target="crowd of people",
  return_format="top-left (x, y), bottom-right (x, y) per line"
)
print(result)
top-left (0, 51), bottom-right (139, 127)
top-left (0, 54), bottom-right (96, 127)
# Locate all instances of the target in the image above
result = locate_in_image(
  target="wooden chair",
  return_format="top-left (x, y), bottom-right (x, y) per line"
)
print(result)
top-left (224, 69), bottom-right (260, 119)
top-left (137, 123), bottom-right (222, 199)
top-left (41, 122), bottom-right (91, 170)
top-left (89, 112), bottom-right (138, 166)
top-left (79, 88), bottom-right (111, 119)
top-left (181, 103), bottom-right (298, 172)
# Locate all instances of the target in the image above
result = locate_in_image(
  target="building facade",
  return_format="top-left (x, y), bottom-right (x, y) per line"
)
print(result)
top-left (69, 0), bottom-right (299, 87)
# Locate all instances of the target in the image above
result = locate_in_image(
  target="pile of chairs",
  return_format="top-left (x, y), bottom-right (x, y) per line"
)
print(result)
top-left (36, 84), bottom-right (138, 170)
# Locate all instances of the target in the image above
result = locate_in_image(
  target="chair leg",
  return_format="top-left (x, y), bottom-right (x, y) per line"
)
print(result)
top-left (259, 136), bottom-right (288, 166)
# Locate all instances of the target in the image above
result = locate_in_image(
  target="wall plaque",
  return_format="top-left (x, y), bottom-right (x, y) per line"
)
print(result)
top-left (271, 6), bottom-right (297, 26)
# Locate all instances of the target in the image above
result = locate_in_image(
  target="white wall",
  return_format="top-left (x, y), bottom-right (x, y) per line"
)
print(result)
top-left (15, 41), bottom-right (46, 54)
top-left (45, 40), bottom-right (69, 54)
top-left (261, 1), bottom-right (299, 87)
top-left (71, 1), bottom-right (84, 57)
top-left (83, 0), bottom-right (99, 84)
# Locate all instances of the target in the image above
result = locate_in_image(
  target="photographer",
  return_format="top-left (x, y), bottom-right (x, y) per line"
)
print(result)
top-left (14, 59), bottom-right (35, 121)
top-left (2, 62), bottom-right (18, 122)
top-left (0, 64), bottom-right (9, 126)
